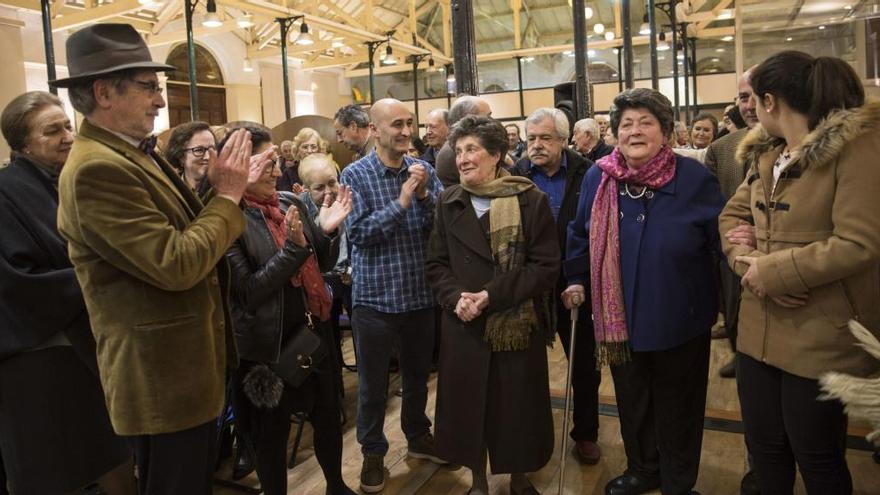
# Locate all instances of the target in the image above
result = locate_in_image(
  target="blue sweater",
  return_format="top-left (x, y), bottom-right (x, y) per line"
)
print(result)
top-left (564, 156), bottom-right (725, 352)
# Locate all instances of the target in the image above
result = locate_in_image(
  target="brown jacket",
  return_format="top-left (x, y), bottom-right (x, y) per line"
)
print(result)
top-left (719, 101), bottom-right (880, 379)
top-left (426, 185), bottom-right (559, 472)
top-left (57, 121), bottom-right (245, 435)
top-left (705, 127), bottom-right (749, 199)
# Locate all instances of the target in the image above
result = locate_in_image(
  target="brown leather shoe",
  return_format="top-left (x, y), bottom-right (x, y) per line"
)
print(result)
top-left (574, 440), bottom-right (601, 465)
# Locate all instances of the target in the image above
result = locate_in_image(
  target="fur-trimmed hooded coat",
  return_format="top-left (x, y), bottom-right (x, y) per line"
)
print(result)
top-left (719, 100), bottom-right (880, 380)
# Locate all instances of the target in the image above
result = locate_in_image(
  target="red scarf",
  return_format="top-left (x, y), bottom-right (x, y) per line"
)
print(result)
top-left (244, 192), bottom-right (331, 322)
top-left (589, 145), bottom-right (676, 366)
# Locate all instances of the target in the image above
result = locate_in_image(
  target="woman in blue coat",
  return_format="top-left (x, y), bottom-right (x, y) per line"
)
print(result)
top-left (563, 88), bottom-right (724, 495)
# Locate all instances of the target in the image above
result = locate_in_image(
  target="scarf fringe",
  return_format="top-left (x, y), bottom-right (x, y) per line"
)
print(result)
top-left (595, 341), bottom-right (632, 369)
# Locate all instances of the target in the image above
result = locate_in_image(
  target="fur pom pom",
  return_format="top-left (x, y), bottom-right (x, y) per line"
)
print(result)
top-left (242, 364), bottom-right (284, 409)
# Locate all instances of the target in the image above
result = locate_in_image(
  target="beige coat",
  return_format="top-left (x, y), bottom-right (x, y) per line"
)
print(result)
top-left (719, 101), bottom-right (880, 380)
top-left (57, 121), bottom-right (245, 435)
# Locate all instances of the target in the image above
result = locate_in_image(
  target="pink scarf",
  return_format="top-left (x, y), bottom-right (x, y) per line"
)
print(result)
top-left (589, 145), bottom-right (676, 366)
top-left (244, 192), bottom-right (332, 322)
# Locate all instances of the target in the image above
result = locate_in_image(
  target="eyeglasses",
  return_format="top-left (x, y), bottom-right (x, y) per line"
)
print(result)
top-left (131, 80), bottom-right (164, 96)
top-left (184, 145), bottom-right (215, 158)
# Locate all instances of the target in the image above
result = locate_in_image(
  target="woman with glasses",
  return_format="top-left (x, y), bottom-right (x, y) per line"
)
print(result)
top-left (223, 124), bottom-right (355, 495)
top-left (277, 127), bottom-right (329, 192)
top-left (166, 121), bottom-right (217, 191)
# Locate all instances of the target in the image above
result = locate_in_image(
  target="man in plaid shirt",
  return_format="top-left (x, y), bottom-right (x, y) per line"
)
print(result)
top-left (340, 98), bottom-right (445, 493)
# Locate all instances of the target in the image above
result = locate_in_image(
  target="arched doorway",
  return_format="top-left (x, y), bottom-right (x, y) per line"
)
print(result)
top-left (165, 44), bottom-right (228, 127)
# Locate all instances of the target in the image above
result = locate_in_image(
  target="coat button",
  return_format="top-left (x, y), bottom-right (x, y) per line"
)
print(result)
top-left (210, 275), bottom-right (219, 285)
top-left (218, 320), bottom-right (225, 329)
top-left (645, 191), bottom-right (654, 199)
top-left (464, 255), bottom-right (471, 264)
top-left (636, 213), bottom-right (646, 222)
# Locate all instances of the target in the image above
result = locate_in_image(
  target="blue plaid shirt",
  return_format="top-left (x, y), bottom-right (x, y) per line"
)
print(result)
top-left (340, 150), bottom-right (443, 313)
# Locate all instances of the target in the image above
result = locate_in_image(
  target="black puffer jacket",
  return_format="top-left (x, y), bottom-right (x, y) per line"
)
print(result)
top-left (227, 192), bottom-right (339, 363)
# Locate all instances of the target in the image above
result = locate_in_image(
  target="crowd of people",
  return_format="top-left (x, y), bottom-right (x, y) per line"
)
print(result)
top-left (1, 21), bottom-right (879, 495)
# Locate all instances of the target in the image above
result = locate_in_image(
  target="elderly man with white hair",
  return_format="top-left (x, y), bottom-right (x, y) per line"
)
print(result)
top-left (512, 107), bottom-right (602, 465)
top-left (572, 118), bottom-right (614, 162)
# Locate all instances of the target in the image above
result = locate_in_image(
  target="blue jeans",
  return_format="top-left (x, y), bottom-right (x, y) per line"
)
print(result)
top-left (351, 306), bottom-right (435, 455)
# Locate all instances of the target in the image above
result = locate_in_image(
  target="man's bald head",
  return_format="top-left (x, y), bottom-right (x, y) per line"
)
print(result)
top-left (369, 98), bottom-right (414, 160)
top-left (448, 95), bottom-right (491, 125)
top-left (738, 66), bottom-right (759, 128)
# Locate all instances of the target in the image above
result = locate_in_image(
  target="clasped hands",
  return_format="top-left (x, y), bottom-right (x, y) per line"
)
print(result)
top-left (455, 290), bottom-right (489, 322)
top-left (399, 164), bottom-right (429, 209)
top-left (726, 220), bottom-right (808, 308)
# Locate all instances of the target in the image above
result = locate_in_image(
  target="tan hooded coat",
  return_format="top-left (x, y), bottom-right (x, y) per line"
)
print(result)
top-left (719, 101), bottom-right (880, 380)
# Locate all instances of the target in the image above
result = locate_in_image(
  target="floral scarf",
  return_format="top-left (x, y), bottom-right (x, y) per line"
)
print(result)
top-left (590, 145), bottom-right (676, 366)
top-left (244, 192), bottom-right (332, 321)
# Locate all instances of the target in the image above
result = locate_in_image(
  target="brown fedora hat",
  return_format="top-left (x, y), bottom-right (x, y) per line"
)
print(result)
top-left (49, 23), bottom-right (176, 88)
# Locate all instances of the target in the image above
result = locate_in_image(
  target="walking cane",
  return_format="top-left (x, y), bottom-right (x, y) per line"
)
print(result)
top-left (557, 294), bottom-right (581, 495)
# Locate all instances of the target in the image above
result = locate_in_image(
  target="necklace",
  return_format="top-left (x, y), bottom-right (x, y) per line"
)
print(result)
top-left (624, 183), bottom-right (647, 199)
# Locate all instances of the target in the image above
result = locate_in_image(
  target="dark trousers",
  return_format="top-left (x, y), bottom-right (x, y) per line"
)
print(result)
top-left (610, 333), bottom-right (710, 495)
top-left (132, 419), bottom-right (217, 495)
top-left (737, 353), bottom-right (853, 495)
top-left (0, 450), bottom-right (7, 495)
top-left (249, 370), bottom-right (345, 495)
top-left (351, 306), bottom-right (435, 455)
top-left (556, 304), bottom-right (601, 442)
top-left (719, 260), bottom-right (741, 350)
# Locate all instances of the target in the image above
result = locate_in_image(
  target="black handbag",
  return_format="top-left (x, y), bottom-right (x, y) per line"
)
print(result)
top-left (271, 303), bottom-right (328, 388)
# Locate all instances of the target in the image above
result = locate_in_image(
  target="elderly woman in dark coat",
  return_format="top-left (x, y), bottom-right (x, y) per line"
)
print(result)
top-left (426, 116), bottom-right (559, 495)
top-left (0, 91), bottom-right (133, 494)
top-left (563, 88), bottom-right (724, 495)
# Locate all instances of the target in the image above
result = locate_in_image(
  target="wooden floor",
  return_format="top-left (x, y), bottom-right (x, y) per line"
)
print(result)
top-left (215, 328), bottom-right (880, 495)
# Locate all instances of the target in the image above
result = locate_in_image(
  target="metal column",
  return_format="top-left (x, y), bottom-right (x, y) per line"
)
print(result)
top-left (648, 0), bottom-right (659, 89)
top-left (450, 0), bottom-right (478, 95)
top-left (617, 48), bottom-right (624, 93)
top-left (681, 24), bottom-right (690, 123)
top-left (621, 0), bottom-right (634, 89)
top-left (572, 0), bottom-right (590, 120)
top-left (277, 17), bottom-right (299, 119)
top-left (184, 0), bottom-right (200, 120)
top-left (40, 0), bottom-right (56, 94)
top-left (515, 56), bottom-right (525, 118)
top-left (689, 37), bottom-right (698, 115)
top-left (668, 1), bottom-right (680, 120)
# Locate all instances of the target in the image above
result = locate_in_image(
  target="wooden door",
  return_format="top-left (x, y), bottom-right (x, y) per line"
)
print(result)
top-left (167, 84), bottom-right (228, 127)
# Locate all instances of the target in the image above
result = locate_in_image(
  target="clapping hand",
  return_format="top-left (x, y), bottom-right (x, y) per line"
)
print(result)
top-left (317, 185), bottom-right (353, 234)
top-left (284, 206), bottom-right (307, 247)
top-left (248, 145), bottom-right (277, 186)
top-left (409, 164), bottom-right (429, 200)
top-left (208, 128), bottom-right (252, 203)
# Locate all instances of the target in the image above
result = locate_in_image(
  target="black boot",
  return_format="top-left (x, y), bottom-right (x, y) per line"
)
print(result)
top-left (232, 434), bottom-right (256, 481)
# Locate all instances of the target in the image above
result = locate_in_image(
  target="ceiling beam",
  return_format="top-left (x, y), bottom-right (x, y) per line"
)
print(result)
top-left (247, 40), bottom-right (334, 59)
top-left (52, 0), bottom-right (143, 31)
top-left (147, 18), bottom-right (242, 47)
top-left (511, 0), bottom-right (522, 49)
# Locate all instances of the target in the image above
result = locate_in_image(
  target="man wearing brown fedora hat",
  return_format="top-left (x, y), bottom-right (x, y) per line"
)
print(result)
top-left (52, 23), bottom-right (273, 494)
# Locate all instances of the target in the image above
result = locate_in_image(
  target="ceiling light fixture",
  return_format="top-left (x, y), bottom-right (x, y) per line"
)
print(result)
top-left (202, 0), bottom-right (222, 28)
top-left (243, 58), bottom-right (254, 72)
top-left (717, 9), bottom-right (733, 20)
top-left (604, 31), bottom-right (614, 41)
top-left (721, 35), bottom-right (734, 41)
top-left (818, 25), bottom-right (826, 30)
top-left (587, 49), bottom-right (596, 57)
top-left (786, 36), bottom-right (793, 41)
top-left (382, 45), bottom-right (396, 64)
top-left (593, 23), bottom-right (605, 34)
top-left (523, 56), bottom-right (535, 62)
top-left (237, 13), bottom-right (254, 28)
top-left (295, 21), bottom-right (314, 45)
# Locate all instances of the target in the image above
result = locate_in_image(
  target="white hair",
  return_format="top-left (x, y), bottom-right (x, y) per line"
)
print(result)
top-left (573, 118), bottom-right (599, 137)
top-left (525, 107), bottom-right (570, 141)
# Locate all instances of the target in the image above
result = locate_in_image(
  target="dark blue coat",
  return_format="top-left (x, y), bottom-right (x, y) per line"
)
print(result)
top-left (564, 156), bottom-right (724, 352)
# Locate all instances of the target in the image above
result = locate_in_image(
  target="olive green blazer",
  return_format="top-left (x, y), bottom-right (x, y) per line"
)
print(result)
top-left (57, 120), bottom-right (245, 435)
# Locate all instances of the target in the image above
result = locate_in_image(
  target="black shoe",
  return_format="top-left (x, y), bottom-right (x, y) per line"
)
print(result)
top-left (719, 358), bottom-right (736, 378)
top-left (740, 470), bottom-right (761, 495)
top-left (604, 473), bottom-right (660, 495)
top-left (360, 453), bottom-right (386, 493)
top-left (231, 436), bottom-right (256, 480)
